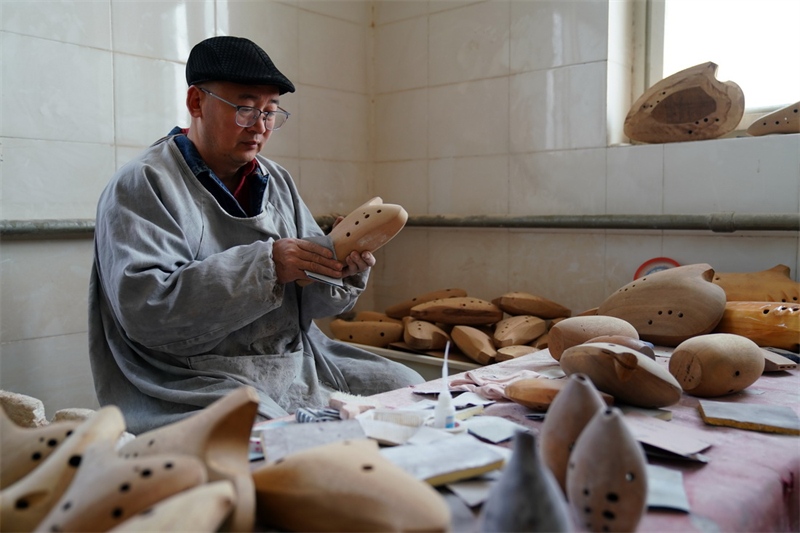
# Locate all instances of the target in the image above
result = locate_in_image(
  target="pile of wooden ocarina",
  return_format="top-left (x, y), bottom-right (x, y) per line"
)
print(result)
top-left (329, 288), bottom-right (574, 366)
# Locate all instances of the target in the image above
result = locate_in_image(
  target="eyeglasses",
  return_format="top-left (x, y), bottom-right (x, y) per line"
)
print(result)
top-left (199, 87), bottom-right (290, 130)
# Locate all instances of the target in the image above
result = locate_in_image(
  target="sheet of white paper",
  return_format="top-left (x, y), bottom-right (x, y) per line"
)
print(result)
top-left (646, 464), bottom-right (691, 512)
top-left (462, 416), bottom-right (529, 444)
top-left (452, 392), bottom-right (495, 408)
top-left (446, 470), bottom-right (503, 508)
top-left (304, 270), bottom-right (344, 287)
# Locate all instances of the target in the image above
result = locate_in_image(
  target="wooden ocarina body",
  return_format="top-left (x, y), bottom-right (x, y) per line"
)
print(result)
top-left (451, 325), bottom-right (497, 365)
top-left (713, 301), bottom-right (800, 351)
top-left (747, 101), bottom-right (800, 136)
top-left (252, 439), bottom-right (451, 532)
top-left (385, 288), bottom-right (468, 319)
top-left (567, 407), bottom-right (648, 532)
top-left (330, 318), bottom-right (404, 348)
top-left (548, 315), bottom-right (639, 361)
top-left (492, 292), bottom-right (571, 319)
top-left (587, 335), bottom-right (655, 359)
top-left (328, 197), bottom-right (408, 260)
top-left (496, 345), bottom-right (539, 362)
top-left (403, 318), bottom-right (450, 351)
top-left (493, 315), bottom-right (547, 348)
top-left (539, 374), bottom-right (608, 494)
top-left (560, 343), bottom-right (682, 408)
top-left (624, 61), bottom-right (744, 143)
top-left (505, 378), bottom-right (613, 412)
top-left (669, 333), bottom-right (765, 397)
top-left (712, 264), bottom-right (800, 302)
top-left (598, 263), bottom-right (727, 346)
top-left (410, 297), bottom-right (504, 326)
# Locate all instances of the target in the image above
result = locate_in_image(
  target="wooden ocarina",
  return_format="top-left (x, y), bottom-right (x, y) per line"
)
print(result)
top-left (587, 335), bottom-right (655, 360)
top-left (410, 297), bottom-right (504, 326)
top-left (252, 439), bottom-right (451, 532)
top-left (328, 197), bottom-right (408, 261)
top-left (329, 318), bottom-right (404, 348)
top-left (403, 318), bottom-right (450, 351)
top-left (385, 288), bottom-right (468, 319)
top-left (109, 480), bottom-right (235, 533)
top-left (540, 374), bottom-right (608, 493)
top-left (560, 343), bottom-right (682, 408)
top-left (567, 407), bottom-right (648, 532)
top-left (598, 263), bottom-right (727, 346)
top-left (713, 301), bottom-right (800, 351)
top-left (624, 61), bottom-right (744, 143)
top-left (36, 440), bottom-right (207, 533)
top-left (505, 377), bottom-right (613, 412)
top-left (712, 264), bottom-right (800, 303)
top-left (747, 100), bottom-right (800, 136)
top-left (451, 325), bottom-right (497, 365)
top-left (0, 406), bottom-right (126, 532)
top-left (354, 310), bottom-right (403, 325)
top-left (496, 345), bottom-right (539, 362)
top-left (117, 386), bottom-right (259, 532)
top-left (492, 292), bottom-right (571, 319)
top-left (548, 315), bottom-right (639, 361)
top-left (493, 315), bottom-right (548, 348)
top-left (669, 333), bottom-right (765, 397)
top-left (0, 408), bottom-right (80, 489)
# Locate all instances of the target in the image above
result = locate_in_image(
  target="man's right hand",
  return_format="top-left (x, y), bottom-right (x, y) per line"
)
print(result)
top-left (272, 238), bottom-right (344, 284)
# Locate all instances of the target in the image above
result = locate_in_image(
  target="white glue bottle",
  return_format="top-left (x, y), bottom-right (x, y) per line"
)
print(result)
top-left (433, 341), bottom-right (456, 429)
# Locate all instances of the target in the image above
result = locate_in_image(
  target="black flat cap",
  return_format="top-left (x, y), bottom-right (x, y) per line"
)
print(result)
top-left (186, 36), bottom-right (295, 94)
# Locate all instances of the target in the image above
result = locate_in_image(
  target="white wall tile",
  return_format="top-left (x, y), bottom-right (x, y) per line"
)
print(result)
top-left (604, 232), bottom-right (666, 294)
top-left (429, 1), bottom-right (510, 86)
top-left (1, 0), bottom-right (111, 49)
top-left (298, 86), bottom-right (370, 161)
top-left (428, 1), bottom-right (482, 15)
top-left (375, 16), bottom-right (429, 93)
top-left (113, 54), bottom-right (190, 147)
top-left (510, 149), bottom-right (607, 216)
top-left (428, 155), bottom-right (509, 215)
top-left (297, 159), bottom-right (370, 215)
top-left (606, 144), bottom-right (664, 215)
top-left (1, 33), bottom-right (114, 143)
top-left (373, 160), bottom-right (430, 215)
top-left (293, 0), bottom-right (370, 24)
top-left (0, 333), bottom-right (99, 413)
top-left (374, 0), bottom-right (429, 26)
top-left (1, 138), bottom-right (115, 219)
top-left (429, 77), bottom-right (509, 158)
top-left (261, 91), bottom-right (300, 159)
top-left (510, 62), bottom-right (607, 152)
top-left (607, 60), bottom-right (632, 146)
top-left (508, 229), bottom-right (607, 314)
top-left (509, 0), bottom-right (608, 73)
top-left (370, 227), bottom-right (431, 312)
top-left (298, 10), bottom-right (367, 93)
top-left (374, 89), bottom-right (429, 161)
top-left (663, 135), bottom-right (800, 214)
top-left (0, 240), bottom-right (94, 342)
top-left (111, 0), bottom-right (214, 62)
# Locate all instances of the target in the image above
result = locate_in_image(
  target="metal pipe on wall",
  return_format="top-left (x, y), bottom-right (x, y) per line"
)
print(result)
top-left (1, 212), bottom-right (798, 240)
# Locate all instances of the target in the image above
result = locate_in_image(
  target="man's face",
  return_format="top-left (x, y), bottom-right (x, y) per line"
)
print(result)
top-left (199, 81), bottom-right (282, 170)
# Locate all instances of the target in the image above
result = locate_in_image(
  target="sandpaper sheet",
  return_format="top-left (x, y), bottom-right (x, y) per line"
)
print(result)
top-left (698, 400), bottom-right (800, 435)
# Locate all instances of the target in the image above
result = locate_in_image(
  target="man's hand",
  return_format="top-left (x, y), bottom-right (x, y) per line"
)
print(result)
top-left (341, 250), bottom-right (376, 278)
top-left (273, 238), bottom-right (343, 284)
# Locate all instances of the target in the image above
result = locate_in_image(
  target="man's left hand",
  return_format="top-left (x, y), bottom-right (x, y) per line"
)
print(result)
top-left (341, 250), bottom-right (375, 278)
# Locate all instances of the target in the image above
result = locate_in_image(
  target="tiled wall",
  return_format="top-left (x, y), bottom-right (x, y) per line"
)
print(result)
top-left (1, 0), bottom-right (798, 414)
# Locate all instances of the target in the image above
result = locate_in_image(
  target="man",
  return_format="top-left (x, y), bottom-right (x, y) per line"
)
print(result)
top-left (89, 36), bottom-right (423, 434)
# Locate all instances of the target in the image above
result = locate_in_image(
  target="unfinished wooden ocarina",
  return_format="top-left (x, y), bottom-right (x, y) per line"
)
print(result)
top-left (587, 335), bottom-right (655, 360)
top-left (492, 292), bottom-right (571, 319)
top-left (329, 318), bottom-right (404, 348)
top-left (713, 301), bottom-right (800, 351)
top-left (493, 315), bottom-right (548, 348)
top-left (531, 332), bottom-right (550, 349)
top-left (0, 406), bottom-right (126, 532)
top-left (540, 374), bottom-right (608, 493)
top-left (624, 61), bottom-right (744, 143)
top-left (353, 310), bottom-right (403, 324)
top-left (117, 386), bottom-right (258, 533)
top-left (252, 439), bottom-right (451, 532)
top-left (385, 288), bottom-right (468, 319)
top-left (669, 333), bottom-right (764, 397)
top-left (505, 378), bottom-right (612, 412)
top-left (36, 439), bottom-right (207, 533)
top-left (560, 342), bottom-right (682, 408)
top-left (548, 315), bottom-right (639, 361)
top-left (712, 264), bottom-right (800, 303)
top-left (451, 325), bottom-right (497, 365)
top-left (410, 297), bottom-right (504, 326)
top-left (479, 431), bottom-right (571, 533)
top-left (598, 263), bottom-right (727, 346)
top-left (496, 345), bottom-right (539, 362)
top-left (567, 407), bottom-right (648, 532)
top-left (0, 407), bottom-right (80, 489)
top-left (403, 318), bottom-right (450, 351)
top-left (747, 100), bottom-right (800, 136)
top-left (109, 480), bottom-right (235, 533)
top-left (328, 197), bottom-right (408, 260)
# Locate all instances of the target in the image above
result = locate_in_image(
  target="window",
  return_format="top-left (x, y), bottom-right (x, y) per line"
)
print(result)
top-left (643, 0), bottom-right (799, 130)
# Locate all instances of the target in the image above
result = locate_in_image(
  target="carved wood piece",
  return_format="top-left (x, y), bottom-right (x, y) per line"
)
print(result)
top-left (713, 301), bottom-right (800, 351)
top-left (496, 345), bottom-right (539, 362)
top-left (493, 315), bottom-right (548, 348)
top-left (711, 264), bottom-right (800, 303)
top-left (329, 318), bottom-right (404, 348)
top-left (624, 62), bottom-right (744, 143)
top-left (492, 292), bottom-right (571, 319)
top-left (385, 288), bottom-right (468, 319)
top-left (747, 100), bottom-right (800, 136)
top-left (548, 315), bottom-right (639, 361)
top-left (505, 377), bottom-right (613, 412)
top-left (327, 197), bottom-right (408, 261)
top-left (451, 325), bottom-right (498, 365)
top-left (410, 297), bottom-right (504, 326)
top-left (403, 318), bottom-right (450, 351)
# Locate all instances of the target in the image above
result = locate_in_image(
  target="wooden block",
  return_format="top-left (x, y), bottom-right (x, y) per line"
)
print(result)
top-left (353, 311), bottom-right (403, 325)
top-left (496, 345), bottom-right (539, 362)
top-left (624, 61), bottom-right (744, 143)
top-left (698, 399), bottom-right (800, 435)
top-left (761, 348), bottom-right (798, 372)
top-left (747, 101), bottom-right (800, 136)
top-left (329, 318), bottom-right (404, 348)
top-left (505, 378), bottom-right (613, 412)
top-left (451, 325), bottom-right (497, 365)
top-left (403, 318), bottom-right (450, 351)
top-left (411, 297), bottom-right (504, 326)
top-left (492, 315), bottom-right (548, 348)
top-left (492, 292), bottom-right (571, 320)
top-left (385, 288), bottom-right (468, 319)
